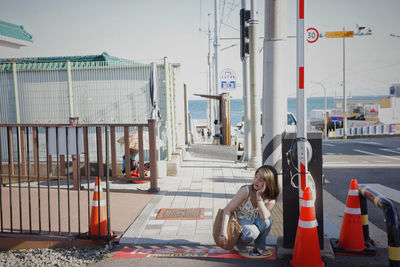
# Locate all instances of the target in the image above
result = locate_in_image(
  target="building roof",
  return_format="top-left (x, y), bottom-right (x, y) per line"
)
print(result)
top-left (0, 20), bottom-right (33, 48)
top-left (0, 52), bottom-right (143, 71)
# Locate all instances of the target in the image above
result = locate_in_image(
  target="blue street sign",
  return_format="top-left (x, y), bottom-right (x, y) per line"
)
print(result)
top-left (220, 68), bottom-right (236, 91)
top-left (331, 118), bottom-right (339, 125)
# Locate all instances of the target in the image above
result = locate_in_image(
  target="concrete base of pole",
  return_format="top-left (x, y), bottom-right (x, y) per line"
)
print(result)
top-left (247, 157), bottom-right (261, 170)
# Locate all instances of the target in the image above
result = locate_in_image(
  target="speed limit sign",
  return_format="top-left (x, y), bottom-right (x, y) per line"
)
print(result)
top-left (306, 28), bottom-right (319, 43)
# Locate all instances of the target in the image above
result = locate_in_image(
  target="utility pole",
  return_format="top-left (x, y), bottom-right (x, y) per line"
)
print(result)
top-left (342, 27), bottom-right (347, 139)
top-left (214, 0), bottom-right (220, 122)
top-left (322, 25), bottom-right (372, 139)
top-left (262, 0), bottom-right (288, 171)
top-left (207, 13), bottom-right (214, 135)
top-left (247, 0), bottom-right (261, 168)
top-left (240, 0), bottom-right (250, 161)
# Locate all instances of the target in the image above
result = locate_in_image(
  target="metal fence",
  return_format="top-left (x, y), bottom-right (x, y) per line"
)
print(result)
top-left (0, 61), bottom-right (154, 124)
top-left (329, 123), bottom-right (400, 138)
top-left (0, 121), bottom-right (158, 239)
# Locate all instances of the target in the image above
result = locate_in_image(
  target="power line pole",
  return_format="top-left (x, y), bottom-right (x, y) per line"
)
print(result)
top-left (207, 13), bottom-right (214, 135)
top-left (247, 0), bottom-right (261, 169)
top-left (214, 0), bottom-right (220, 122)
top-left (342, 27), bottom-right (347, 139)
top-left (321, 25), bottom-right (372, 139)
top-left (262, 0), bottom-right (288, 171)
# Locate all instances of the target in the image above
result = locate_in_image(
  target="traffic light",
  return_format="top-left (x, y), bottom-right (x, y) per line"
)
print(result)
top-left (240, 8), bottom-right (250, 60)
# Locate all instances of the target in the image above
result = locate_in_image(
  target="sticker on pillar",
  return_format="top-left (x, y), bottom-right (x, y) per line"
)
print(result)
top-left (220, 68), bottom-right (236, 91)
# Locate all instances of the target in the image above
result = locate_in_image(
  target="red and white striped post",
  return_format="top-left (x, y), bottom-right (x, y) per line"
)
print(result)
top-left (296, 0), bottom-right (308, 200)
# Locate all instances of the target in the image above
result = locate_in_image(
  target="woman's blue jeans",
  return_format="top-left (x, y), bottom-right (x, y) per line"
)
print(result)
top-left (236, 216), bottom-right (273, 251)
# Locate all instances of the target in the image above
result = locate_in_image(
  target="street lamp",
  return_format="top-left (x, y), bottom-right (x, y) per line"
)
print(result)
top-left (310, 81), bottom-right (327, 139)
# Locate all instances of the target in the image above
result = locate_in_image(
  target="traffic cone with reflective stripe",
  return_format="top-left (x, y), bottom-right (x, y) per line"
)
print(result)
top-left (338, 179), bottom-right (365, 251)
top-left (290, 187), bottom-right (325, 267)
top-left (90, 177), bottom-right (111, 237)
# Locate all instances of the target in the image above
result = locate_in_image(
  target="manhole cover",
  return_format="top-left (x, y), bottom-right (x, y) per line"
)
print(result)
top-left (156, 208), bottom-right (204, 220)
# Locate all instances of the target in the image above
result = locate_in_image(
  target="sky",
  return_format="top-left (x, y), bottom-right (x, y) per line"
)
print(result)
top-left (1, 0), bottom-right (399, 99)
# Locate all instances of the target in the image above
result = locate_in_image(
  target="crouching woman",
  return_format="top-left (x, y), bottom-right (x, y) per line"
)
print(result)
top-left (219, 165), bottom-right (280, 255)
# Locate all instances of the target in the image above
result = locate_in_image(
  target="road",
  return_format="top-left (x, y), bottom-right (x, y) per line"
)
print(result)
top-left (322, 136), bottom-right (400, 232)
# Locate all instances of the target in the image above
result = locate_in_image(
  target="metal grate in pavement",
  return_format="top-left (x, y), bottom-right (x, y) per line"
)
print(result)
top-left (156, 208), bottom-right (204, 220)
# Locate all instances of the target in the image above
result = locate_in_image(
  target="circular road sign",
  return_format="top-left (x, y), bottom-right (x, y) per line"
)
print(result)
top-left (306, 28), bottom-right (319, 43)
top-left (331, 117), bottom-right (339, 125)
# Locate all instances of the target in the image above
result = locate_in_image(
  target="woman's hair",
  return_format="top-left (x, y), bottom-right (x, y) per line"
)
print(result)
top-left (254, 165), bottom-right (280, 200)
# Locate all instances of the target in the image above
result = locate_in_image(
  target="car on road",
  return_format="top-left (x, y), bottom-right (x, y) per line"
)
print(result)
top-left (235, 112), bottom-right (297, 160)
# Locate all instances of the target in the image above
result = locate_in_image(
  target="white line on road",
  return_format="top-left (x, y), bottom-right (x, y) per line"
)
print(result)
top-left (380, 148), bottom-right (400, 155)
top-left (360, 184), bottom-right (400, 204)
top-left (354, 149), bottom-right (400, 161)
top-left (324, 163), bottom-right (400, 168)
top-left (354, 141), bottom-right (382, 146)
top-left (323, 143), bottom-right (335, 147)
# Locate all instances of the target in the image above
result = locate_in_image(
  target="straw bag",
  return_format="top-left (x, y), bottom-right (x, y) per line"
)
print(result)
top-left (213, 209), bottom-right (242, 250)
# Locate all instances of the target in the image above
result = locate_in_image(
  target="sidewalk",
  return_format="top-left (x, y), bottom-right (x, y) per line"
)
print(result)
top-left (114, 143), bottom-right (390, 266)
top-left (120, 143), bottom-right (282, 246)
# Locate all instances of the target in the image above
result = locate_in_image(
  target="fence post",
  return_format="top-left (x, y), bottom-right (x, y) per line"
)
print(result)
top-left (148, 119), bottom-right (159, 192)
top-left (110, 126), bottom-right (117, 178)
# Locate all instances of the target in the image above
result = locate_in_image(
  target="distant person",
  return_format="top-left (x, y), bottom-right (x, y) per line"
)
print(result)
top-left (214, 120), bottom-right (223, 144)
top-left (122, 148), bottom-right (150, 174)
top-left (122, 148), bottom-right (139, 173)
top-left (219, 165), bottom-right (280, 256)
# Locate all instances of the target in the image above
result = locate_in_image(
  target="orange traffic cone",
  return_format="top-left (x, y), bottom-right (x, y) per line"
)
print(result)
top-left (90, 177), bottom-right (111, 237)
top-left (338, 179), bottom-right (365, 251)
top-left (290, 187), bottom-right (325, 267)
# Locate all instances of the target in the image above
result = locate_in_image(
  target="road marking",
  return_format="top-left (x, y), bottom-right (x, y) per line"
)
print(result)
top-left (324, 163), bottom-right (400, 168)
top-left (354, 149), bottom-right (400, 161)
top-left (354, 141), bottom-right (382, 146)
top-left (323, 143), bottom-right (335, 147)
top-left (360, 184), bottom-right (400, 204)
top-left (380, 148), bottom-right (400, 155)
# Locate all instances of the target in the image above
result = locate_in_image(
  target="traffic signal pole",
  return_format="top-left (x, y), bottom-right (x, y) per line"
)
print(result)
top-left (240, 0), bottom-right (251, 161)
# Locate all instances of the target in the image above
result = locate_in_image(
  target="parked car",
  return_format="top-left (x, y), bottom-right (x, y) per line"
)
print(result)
top-left (236, 113), bottom-right (297, 160)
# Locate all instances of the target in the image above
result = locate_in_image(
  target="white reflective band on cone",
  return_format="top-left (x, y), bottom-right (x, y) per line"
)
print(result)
top-left (348, 189), bottom-right (359, 196)
top-left (301, 200), bottom-right (314, 207)
top-left (298, 219), bottom-right (318, 228)
top-left (94, 185), bottom-right (103, 192)
top-left (92, 200), bottom-right (106, 207)
top-left (344, 206), bottom-right (361, 214)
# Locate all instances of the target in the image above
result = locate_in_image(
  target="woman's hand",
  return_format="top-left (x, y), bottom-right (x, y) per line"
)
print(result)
top-left (256, 182), bottom-right (266, 197)
top-left (219, 233), bottom-right (228, 248)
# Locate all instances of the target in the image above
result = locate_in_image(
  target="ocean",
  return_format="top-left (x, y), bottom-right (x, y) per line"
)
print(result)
top-left (188, 96), bottom-right (385, 127)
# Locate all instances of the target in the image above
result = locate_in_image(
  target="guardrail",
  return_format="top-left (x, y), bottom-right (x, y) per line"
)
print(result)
top-left (0, 120), bottom-right (158, 240)
top-left (358, 185), bottom-right (400, 267)
top-left (329, 123), bottom-right (400, 138)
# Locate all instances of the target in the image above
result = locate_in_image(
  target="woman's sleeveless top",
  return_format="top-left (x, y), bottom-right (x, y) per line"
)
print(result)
top-left (237, 186), bottom-right (264, 222)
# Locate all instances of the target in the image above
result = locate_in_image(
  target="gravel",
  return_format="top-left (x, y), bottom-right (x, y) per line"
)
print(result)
top-left (0, 246), bottom-right (111, 267)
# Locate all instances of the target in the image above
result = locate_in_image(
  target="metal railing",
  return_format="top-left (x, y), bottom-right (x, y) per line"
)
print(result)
top-left (359, 185), bottom-right (400, 267)
top-left (329, 123), bottom-right (400, 138)
top-left (0, 120), bottom-right (158, 239)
